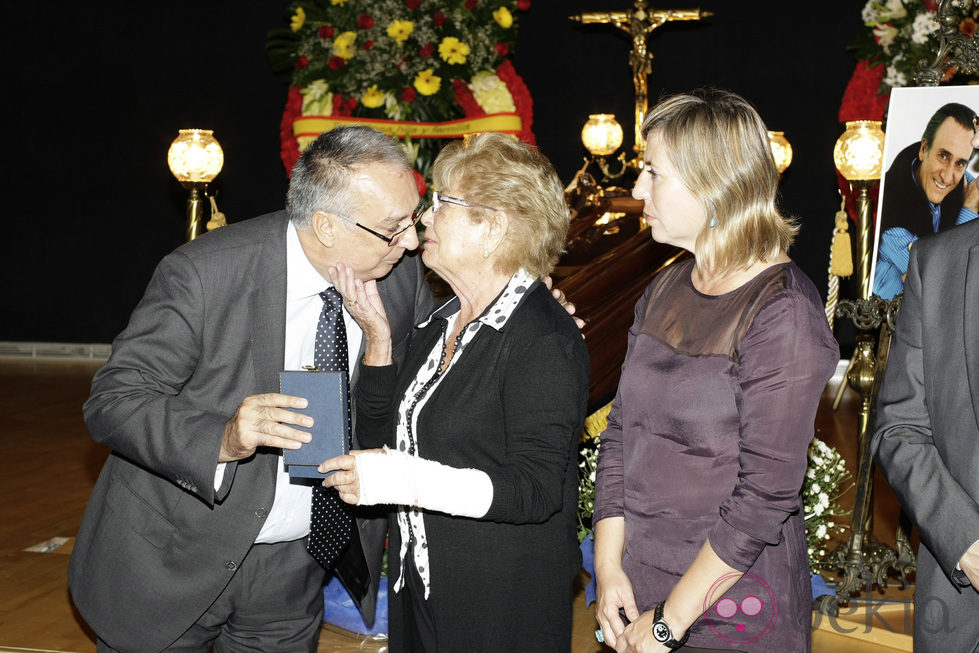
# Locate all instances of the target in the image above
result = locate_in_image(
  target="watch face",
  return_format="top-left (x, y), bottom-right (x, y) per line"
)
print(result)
top-left (653, 621), bottom-right (671, 642)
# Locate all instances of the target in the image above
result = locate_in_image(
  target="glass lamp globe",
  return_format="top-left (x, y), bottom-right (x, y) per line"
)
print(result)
top-left (581, 114), bottom-right (624, 157)
top-left (168, 129), bottom-right (224, 183)
top-left (833, 121), bottom-right (885, 181)
top-left (768, 131), bottom-right (793, 174)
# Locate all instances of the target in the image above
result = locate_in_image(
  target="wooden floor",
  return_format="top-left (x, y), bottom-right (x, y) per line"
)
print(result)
top-left (0, 358), bottom-right (914, 652)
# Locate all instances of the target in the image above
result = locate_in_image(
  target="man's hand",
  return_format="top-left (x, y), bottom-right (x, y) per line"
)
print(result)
top-left (220, 393), bottom-right (312, 462)
top-left (959, 540), bottom-right (979, 589)
top-left (542, 275), bottom-right (586, 332)
top-left (964, 176), bottom-right (979, 213)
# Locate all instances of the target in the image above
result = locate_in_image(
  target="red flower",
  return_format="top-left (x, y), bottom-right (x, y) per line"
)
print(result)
top-left (496, 59), bottom-right (536, 145)
top-left (357, 13), bottom-right (374, 29)
top-left (319, 25), bottom-right (334, 39)
top-left (494, 42), bottom-right (509, 57)
top-left (406, 0), bottom-right (420, 8)
top-left (411, 169), bottom-right (427, 197)
top-left (402, 87), bottom-right (418, 103)
top-left (332, 94), bottom-right (358, 116)
top-left (924, 0), bottom-right (939, 10)
top-left (962, 17), bottom-right (978, 36)
top-left (328, 56), bottom-right (345, 70)
top-left (295, 55), bottom-right (310, 69)
top-left (517, 0), bottom-right (531, 9)
top-left (838, 60), bottom-right (888, 123)
top-left (420, 43), bottom-right (435, 57)
top-left (465, 0), bottom-right (477, 9)
top-left (453, 79), bottom-right (484, 117)
top-left (362, 40), bottom-right (375, 50)
top-left (433, 12), bottom-right (446, 27)
top-left (279, 86), bottom-right (304, 175)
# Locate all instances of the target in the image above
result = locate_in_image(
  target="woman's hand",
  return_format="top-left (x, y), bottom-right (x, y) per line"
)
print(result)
top-left (318, 449), bottom-right (386, 504)
top-left (595, 565), bottom-right (640, 649)
top-left (328, 262), bottom-right (392, 366)
top-left (614, 610), bottom-right (669, 653)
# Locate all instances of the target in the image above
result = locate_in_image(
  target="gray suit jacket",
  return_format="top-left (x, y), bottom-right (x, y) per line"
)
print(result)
top-left (873, 218), bottom-right (979, 652)
top-left (68, 211), bottom-right (433, 652)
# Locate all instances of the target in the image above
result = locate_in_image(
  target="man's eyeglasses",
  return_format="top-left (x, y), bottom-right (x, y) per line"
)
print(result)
top-left (336, 212), bottom-right (422, 247)
top-left (431, 191), bottom-right (498, 214)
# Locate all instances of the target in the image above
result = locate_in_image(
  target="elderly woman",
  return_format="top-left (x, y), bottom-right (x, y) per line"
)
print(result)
top-left (320, 132), bottom-right (589, 651)
top-left (593, 89), bottom-right (839, 653)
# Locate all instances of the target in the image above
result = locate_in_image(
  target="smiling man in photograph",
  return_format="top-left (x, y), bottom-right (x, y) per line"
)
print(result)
top-left (873, 102), bottom-right (978, 299)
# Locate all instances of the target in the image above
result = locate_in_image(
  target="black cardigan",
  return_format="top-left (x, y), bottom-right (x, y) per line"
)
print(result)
top-left (356, 281), bottom-right (590, 652)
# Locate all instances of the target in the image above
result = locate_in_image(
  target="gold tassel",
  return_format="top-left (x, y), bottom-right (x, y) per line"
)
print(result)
top-left (829, 195), bottom-right (852, 278)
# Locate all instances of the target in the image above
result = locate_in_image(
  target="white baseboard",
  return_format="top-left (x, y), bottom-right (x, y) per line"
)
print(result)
top-left (0, 341), bottom-right (111, 361)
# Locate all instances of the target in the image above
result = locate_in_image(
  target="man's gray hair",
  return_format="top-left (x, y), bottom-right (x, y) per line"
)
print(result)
top-left (286, 125), bottom-right (411, 228)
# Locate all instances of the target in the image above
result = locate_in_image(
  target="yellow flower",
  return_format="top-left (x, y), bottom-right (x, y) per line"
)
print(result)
top-left (332, 31), bottom-right (357, 59)
top-left (290, 7), bottom-right (306, 31)
top-left (413, 69), bottom-right (442, 96)
top-left (361, 85), bottom-right (386, 109)
top-left (329, 0), bottom-right (348, 5)
top-left (387, 20), bottom-right (415, 44)
top-left (438, 37), bottom-right (471, 65)
top-left (469, 72), bottom-right (516, 113)
top-left (493, 6), bottom-right (513, 29)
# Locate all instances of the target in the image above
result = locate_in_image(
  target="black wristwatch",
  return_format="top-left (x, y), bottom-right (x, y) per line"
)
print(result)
top-left (651, 601), bottom-right (690, 650)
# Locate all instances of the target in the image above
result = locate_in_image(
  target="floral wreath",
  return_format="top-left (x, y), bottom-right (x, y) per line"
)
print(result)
top-left (267, 0), bottom-right (535, 189)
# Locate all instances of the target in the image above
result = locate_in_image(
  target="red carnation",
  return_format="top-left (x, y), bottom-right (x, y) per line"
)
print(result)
top-left (328, 56), bottom-right (345, 70)
top-left (924, 0), bottom-right (939, 10)
top-left (433, 12), bottom-right (446, 27)
top-left (362, 40), bottom-right (375, 50)
top-left (296, 55), bottom-right (310, 69)
top-left (494, 42), bottom-right (509, 57)
top-left (412, 169), bottom-right (427, 197)
top-left (517, 0), bottom-right (531, 9)
top-left (465, 0), bottom-right (477, 9)
top-left (279, 86), bottom-right (304, 175)
top-left (357, 13), bottom-right (374, 29)
top-left (420, 43), bottom-right (435, 57)
top-left (962, 17), bottom-right (978, 37)
top-left (402, 87), bottom-right (418, 102)
top-left (406, 0), bottom-right (420, 8)
top-left (319, 25), bottom-right (334, 39)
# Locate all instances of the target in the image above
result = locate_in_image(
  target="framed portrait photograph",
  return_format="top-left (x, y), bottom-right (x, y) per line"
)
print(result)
top-left (869, 86), bottom-right (979, 300)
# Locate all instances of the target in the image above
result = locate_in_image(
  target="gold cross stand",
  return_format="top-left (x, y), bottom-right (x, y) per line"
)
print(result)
top-left (571, 1), bottom-right (711, 161)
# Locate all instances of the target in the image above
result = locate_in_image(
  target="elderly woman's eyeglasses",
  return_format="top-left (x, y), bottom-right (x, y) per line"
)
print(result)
top-left (431, 191), bottom-right (498, 213)
top-left (336, 212), bottom-right (422, 247)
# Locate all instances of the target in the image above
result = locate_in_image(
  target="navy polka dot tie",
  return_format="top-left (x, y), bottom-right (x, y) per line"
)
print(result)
top-left (307, 287), bottom-right (354, 570)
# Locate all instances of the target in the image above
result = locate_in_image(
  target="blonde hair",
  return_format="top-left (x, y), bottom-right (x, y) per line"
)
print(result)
top-left (431, 132), bottom-right (569, 278)
top-left (641, 88), bottom-right (797, 274)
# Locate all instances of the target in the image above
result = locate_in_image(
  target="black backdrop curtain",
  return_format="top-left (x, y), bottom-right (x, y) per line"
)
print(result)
top-left (0, 1), bottom-right (863, 344)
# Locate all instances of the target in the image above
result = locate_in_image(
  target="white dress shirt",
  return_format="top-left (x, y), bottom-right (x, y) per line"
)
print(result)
top-left (240, 220), bottom-right (363, 543)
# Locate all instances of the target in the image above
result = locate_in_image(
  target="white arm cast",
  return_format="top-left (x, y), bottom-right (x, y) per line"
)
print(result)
top-left (354, 449), bottom-right (493, 518)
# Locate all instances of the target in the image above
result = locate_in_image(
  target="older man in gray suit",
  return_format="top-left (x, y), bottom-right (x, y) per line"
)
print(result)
top-left (68, 126), bottom-right (433, 652)
top-left (873, 218), bottom-right (979, 652)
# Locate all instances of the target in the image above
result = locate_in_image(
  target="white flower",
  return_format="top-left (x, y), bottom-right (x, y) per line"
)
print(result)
top-left (884, 64), bottom-right (908, 88)
top-left (910, 11), bottom-right (939, 44)
top-left (811, 483), bottom-right (822, 494)
top-left (877, 0), bottom-right (908, 23)
top-left (816, 524), bottom-right (827, 539)
top-left (818, 492), bottom-right (829, 506)
top-left (874, 23), bottom-right (899, 52)
top-left (861, 0), bottom-right (879, 24)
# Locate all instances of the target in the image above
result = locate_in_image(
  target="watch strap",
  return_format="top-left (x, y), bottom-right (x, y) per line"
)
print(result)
top-left (652, 601), bottom-right (690, 650)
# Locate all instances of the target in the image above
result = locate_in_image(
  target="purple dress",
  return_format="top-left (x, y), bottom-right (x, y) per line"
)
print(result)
top-left (594, 259), bottom-right (838, 652)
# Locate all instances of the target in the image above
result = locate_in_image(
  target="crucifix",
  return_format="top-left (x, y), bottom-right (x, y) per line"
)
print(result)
top-left (571, 1), bottom-right (711, 159)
